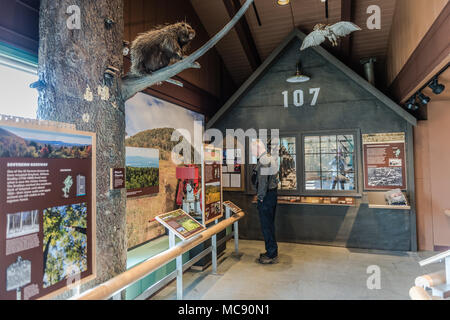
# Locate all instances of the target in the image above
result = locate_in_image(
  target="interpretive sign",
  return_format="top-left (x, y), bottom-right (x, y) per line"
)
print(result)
top-left (155, 209), bottom-right (205, 240)
top-left (223, 201), bottom-right (242, 214)
top-left (202, 146), bottom-right (223, 225)
top-left (362, 132), bottom-right (406, 190)
top-left (0, 118), bottom-right (96, 300)
top-left (110, 168), bottom-right (126, 190)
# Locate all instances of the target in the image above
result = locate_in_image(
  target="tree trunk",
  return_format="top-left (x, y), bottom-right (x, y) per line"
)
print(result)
top-left (37, 0), bottom-right (127, 297)
top-left (43, 235), bottom-right (52, 273)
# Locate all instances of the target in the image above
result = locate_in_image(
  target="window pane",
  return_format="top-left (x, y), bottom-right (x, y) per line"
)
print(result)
top-left (304, 136), bottom-right (320, 154)
top-left (0, 63), bottom-right (38, 119)
top-left (305, 172), bottom-right (321, 190)
top-left (320, 136), bottom-right (337, 153)
top-left (303, 133), bottom-right (357, 193)
top-left (323, 172), bottom-right (355, 191)
top-left (280, 137), bottom-right (296, 154)
top-left (337, 135), bottom-right (354, 154)
top-left (340, 154), bottom-right (354, 172)
top-left (279, 166), bottom-right (297, 190)
top-left (249, 138), bottom-right (259, 164)
top-left (321, 172), bottom-right (336, 190)
top-left (279, 137), bottom-right (296, 190)
top-left (345, 173), bottom-right (356, 190)
top-left (305, 154), bottom-right (320, 171)
top-left (321, 153), bottom-right (337, 172)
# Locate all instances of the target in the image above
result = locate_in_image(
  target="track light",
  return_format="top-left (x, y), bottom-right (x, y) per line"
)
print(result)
top-left (428, 77), bottom-right (445, 95)
top-left (277, 0), bottom-right (290, 6)
top-left (418, 92), bottom-right (431, 105)
top-left (405, 96), bottom-right (419, 111)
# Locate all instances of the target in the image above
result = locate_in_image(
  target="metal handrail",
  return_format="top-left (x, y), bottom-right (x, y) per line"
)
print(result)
top-left (73, 210), bottom-right (245, 300)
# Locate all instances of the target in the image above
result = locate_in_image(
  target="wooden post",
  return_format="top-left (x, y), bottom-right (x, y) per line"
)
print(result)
top-left (37, 0), bottom-right (127, 296)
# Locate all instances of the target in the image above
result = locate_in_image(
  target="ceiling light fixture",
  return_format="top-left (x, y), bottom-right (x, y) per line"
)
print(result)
top-left (277, 0), bottom-right (290, 6)
top-left (418, 92), bottom-right (431, 105)
top-left (405, 95), bottom-right (419, 111)
top-left (428, 77), bottom-right (445, 95)
top-left (287, 62), bottom-right (310, 83)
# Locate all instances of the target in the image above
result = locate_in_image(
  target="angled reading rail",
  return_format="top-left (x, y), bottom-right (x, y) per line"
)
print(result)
top-left (73, 210), bottom-right (245, 300)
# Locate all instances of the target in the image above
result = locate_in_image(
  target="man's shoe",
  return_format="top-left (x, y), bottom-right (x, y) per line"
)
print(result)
top-left (258, 255), bottom-right (278, 264)
top-left (260, 252), bottom-right (278, 258)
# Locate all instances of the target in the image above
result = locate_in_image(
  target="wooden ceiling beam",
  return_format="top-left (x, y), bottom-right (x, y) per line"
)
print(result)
top-left (390, 2), bottom-right (450, 104)
top-left (339, 0), bottom-right (353, 62)
top-left (223, 0), bottom-right (261, 71)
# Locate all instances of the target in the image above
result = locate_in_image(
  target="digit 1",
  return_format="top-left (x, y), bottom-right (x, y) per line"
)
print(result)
top-left (282, 90), bottom-right (289, 108)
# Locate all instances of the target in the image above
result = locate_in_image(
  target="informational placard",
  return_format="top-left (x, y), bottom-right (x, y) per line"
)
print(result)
top-left (363, 132), bottom-right (406, 190)
top-left (222, 149), bottom-right (244, 191)
top-left (223, 201), bottom-right (242, 214)
top-left (202, 146), bottom-right (223, 225)
top-left (110, 168), bottom-right (125, 190)
top-left (0, 118), bottom-right (96, 300)
top-left (155, 209), bottom-right (205, 240)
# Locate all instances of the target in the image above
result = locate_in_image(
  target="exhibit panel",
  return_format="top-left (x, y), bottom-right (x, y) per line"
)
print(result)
top-left (124, 93), bottom-right (205, 249)
top-left (0, 117), bottom-right (96, 300)
top-left (209, 30), bottom-right (417, 251)
top-left (202, 145), bottom-right (223, 225)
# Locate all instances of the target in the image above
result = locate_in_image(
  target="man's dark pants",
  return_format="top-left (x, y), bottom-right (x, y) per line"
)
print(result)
top-left (257, 189), bottom-right (278, 258)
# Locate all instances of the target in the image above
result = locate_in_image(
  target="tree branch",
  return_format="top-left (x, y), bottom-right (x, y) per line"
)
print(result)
top-left (121, 0), bottom-right (254, 101)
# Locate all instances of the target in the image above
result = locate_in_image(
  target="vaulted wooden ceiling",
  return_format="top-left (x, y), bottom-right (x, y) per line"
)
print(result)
top-left (191, 0), bottom-right (397, 87)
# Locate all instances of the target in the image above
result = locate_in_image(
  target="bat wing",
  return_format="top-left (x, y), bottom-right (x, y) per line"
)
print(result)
top-left (330, 21), bottom-right (361, 37)
top-left (300, 30), bottom-right (326, 51)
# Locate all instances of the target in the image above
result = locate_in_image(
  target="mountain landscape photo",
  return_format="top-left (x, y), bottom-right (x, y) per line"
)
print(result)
top-left (0, 126), bottom-right (92, 159)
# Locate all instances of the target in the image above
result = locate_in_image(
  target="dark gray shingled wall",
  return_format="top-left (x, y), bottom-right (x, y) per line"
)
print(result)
top-left (213, 38), bottom-right (413, 251)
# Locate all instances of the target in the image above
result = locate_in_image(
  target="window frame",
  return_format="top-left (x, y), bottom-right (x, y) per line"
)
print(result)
top-left (245, 129), bottom-right (362, 198)
top-left (245, 134), bottom-right (301, 195)
top-left (277, 133), bottom-right (300, 195)
top-left (300, 129), bottom-right (362, 197)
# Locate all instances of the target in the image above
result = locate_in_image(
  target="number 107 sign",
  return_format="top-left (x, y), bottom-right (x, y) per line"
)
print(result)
top-left (282, 88), bottom-right (320, 108)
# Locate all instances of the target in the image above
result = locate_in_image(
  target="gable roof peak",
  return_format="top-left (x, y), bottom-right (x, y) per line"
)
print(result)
top-left (207, 28), bottom-right (417, 128)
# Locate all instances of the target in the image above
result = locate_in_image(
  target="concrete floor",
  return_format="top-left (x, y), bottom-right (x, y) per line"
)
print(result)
top-left (151, 239), bottom-right (442, 300)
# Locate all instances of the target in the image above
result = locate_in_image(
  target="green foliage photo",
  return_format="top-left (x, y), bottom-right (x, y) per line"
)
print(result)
top-left (43, 203), bottom-right (88, 288)
top-left (126, 167), bottom-right (159, 190)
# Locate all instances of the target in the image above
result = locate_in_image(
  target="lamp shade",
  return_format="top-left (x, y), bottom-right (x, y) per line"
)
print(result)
top-left (287, 63), bottom-right (310, 83)
top-left (277, 0), bottom-right (290, 6)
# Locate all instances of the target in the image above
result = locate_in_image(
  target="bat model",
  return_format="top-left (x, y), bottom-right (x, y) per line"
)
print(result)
top-left (300, 22), bottom-right (361, 51)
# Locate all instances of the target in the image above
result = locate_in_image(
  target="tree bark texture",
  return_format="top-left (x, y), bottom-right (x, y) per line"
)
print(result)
top-left (37, 0), bottom-right (126, 298)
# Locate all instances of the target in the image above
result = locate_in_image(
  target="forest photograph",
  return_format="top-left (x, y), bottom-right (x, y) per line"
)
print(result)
top-left (43, 203), bottom-right (88, 288)
top-left (124, 93), bottom-right (204, 247)
top-left (0, 126), bottom-right (92, 159)
top-left (126, 146), bottom-right (159, 191)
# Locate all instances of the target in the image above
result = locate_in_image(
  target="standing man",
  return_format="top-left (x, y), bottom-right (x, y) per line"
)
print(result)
top-left (251, 139), bottom-right (279, 264)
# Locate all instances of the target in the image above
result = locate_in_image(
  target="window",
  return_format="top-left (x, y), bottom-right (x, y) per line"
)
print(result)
top-left (304, 134), bottom-right (355, 191)
top-left (0, 56), bottom-right (38, 119)
top-left (278, 137), bottom-right (297, 190)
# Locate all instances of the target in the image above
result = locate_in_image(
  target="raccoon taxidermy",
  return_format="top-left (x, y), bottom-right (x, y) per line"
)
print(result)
top-left (130, 22), bottom-right (196, 76)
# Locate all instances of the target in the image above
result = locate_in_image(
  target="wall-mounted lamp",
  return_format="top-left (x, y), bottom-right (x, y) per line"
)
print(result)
top-left (277, 0), bottom-right (290, 6)
top-left (287, 62), bottom-right (310, 83)
top-left (428, 77), bottom-right (445, 95)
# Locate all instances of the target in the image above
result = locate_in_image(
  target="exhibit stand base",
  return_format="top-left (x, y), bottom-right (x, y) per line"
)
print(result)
top-left (151, 206), bottom-right (240, 300)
